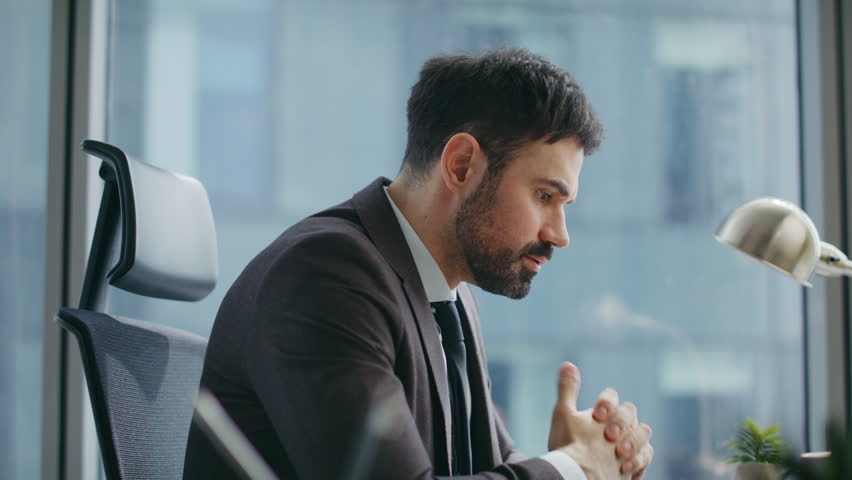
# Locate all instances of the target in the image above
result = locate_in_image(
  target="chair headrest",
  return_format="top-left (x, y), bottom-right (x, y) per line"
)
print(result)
top-left (82, 140), bottom-right (218, 301)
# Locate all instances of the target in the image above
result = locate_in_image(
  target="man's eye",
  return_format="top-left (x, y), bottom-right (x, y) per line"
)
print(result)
top-left (537, 191), bottom-right (552, 202)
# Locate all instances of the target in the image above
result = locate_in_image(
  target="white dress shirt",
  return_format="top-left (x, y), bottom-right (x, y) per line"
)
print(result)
top-left (383, 188), bottom-right (586, 480)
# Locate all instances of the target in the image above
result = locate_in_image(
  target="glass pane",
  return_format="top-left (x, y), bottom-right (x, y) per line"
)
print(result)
top-left (107, 1), bottom-right (802, 478)
top-left (0, 0), bottom-right (52, 478)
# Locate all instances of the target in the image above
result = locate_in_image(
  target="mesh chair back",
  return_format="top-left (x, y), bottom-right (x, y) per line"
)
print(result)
top-left (57, 308), bottom-right (208, 480)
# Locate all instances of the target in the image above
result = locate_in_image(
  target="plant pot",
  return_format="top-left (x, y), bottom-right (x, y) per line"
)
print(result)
top-left (733, 462), bottom-right (784, 480)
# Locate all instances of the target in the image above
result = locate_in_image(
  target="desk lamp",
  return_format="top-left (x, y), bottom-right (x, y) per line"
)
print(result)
top-left (715, 197), bottom-right (852, 286)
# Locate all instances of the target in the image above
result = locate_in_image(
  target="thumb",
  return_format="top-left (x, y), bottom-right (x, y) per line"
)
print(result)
top-left (556, 362), bottom-right (581, 412)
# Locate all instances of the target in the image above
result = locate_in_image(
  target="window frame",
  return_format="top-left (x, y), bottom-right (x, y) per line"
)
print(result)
top-left (797, 0), bottom-right (852, 451)
top-left (43, 0), bottom-right (110, 478)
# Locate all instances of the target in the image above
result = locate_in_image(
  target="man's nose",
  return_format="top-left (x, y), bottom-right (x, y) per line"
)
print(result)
top-left (542, 210), bottom-right (570, 248)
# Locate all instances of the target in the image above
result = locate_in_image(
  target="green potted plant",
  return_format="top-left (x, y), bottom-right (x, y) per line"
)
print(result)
top-left (725, 419), bottom-right (787, 480)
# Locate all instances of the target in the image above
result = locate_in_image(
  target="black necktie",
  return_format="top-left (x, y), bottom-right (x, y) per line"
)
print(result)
top-left (430, 300), bottom-right (473, 475)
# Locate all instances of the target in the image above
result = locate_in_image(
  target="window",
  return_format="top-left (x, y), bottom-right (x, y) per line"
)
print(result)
top-left (106, 1), bottom-right (803, 477)
top-left (0, 1), bottom-right (53, 478)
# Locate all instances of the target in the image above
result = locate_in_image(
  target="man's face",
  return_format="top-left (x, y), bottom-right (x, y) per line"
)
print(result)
top-left (454, 137), bottom-right (584, 299)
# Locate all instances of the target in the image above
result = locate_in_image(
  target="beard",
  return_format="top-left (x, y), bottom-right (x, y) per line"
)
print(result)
top-left (454, 175), bottom-right (553, 299)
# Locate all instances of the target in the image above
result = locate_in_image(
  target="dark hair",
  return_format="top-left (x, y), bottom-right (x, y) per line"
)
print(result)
top-left (402, 47), bottom-right (603, 180)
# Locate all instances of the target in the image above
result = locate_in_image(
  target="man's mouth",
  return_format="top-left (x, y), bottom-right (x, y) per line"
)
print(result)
top-left (522, 255), bottom-right (548, 272)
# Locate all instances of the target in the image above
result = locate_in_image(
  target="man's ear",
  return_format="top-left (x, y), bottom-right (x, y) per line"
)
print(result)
top-left (439, 133), bottom-right (483, 193)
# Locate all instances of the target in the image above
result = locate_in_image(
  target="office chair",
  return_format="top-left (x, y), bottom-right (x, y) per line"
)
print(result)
top-left (55, 140), bottom-right (218, 479)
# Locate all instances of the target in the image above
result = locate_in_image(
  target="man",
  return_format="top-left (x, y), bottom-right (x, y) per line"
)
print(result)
top-left (184, 48), bottom-right (654, 479)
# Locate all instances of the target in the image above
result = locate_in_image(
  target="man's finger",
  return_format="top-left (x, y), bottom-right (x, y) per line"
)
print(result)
top-left (593, 388), bottom-right (619, 422)
top-left (616, 402), bottom-right (638, 427)
top-left (556, 362), bottom-right (581, 412)
top-left (622, 442), bottom-right (653, 478)
top-left (616, 423), bottom-right (652, 458)
top-left (633, 423), bottom-right (652, 446)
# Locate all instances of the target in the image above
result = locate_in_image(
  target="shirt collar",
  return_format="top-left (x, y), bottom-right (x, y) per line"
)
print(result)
top-left (384, 187), bottom-right (456, 303)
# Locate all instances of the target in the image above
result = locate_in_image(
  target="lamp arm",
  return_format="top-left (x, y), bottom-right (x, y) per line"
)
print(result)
top-left (815, 241), bottom-right (852, 277)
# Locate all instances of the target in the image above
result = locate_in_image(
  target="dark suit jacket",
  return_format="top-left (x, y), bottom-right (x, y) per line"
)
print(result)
top-left (183, 177), bottom-right (562, 479)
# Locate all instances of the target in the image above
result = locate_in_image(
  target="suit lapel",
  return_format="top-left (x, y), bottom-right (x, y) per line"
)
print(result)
top-left (457, 284), bottom-right (502, 469)
top-left (351, 177), bottom-right (453, 472)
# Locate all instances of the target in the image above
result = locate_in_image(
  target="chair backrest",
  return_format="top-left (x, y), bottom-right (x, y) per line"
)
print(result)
top-left (56, 140), bottom-right (218, 479)
top-left (57, 309), bottom-right (208, 479)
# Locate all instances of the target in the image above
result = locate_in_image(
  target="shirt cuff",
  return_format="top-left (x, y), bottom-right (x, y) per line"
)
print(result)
top-left (539, 450), bottom-right (588, 480)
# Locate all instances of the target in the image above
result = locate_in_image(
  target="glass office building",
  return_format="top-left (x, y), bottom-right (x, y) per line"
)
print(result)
top-left (2, 0), bottom-right (850, 479)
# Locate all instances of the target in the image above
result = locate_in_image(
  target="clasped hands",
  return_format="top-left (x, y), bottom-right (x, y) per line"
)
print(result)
top-left (547, 363), bottom-right (654, 480)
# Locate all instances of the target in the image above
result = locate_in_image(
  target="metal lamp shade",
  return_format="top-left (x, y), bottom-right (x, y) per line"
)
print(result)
top-left (714, 197), bottom-right (821, 287)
